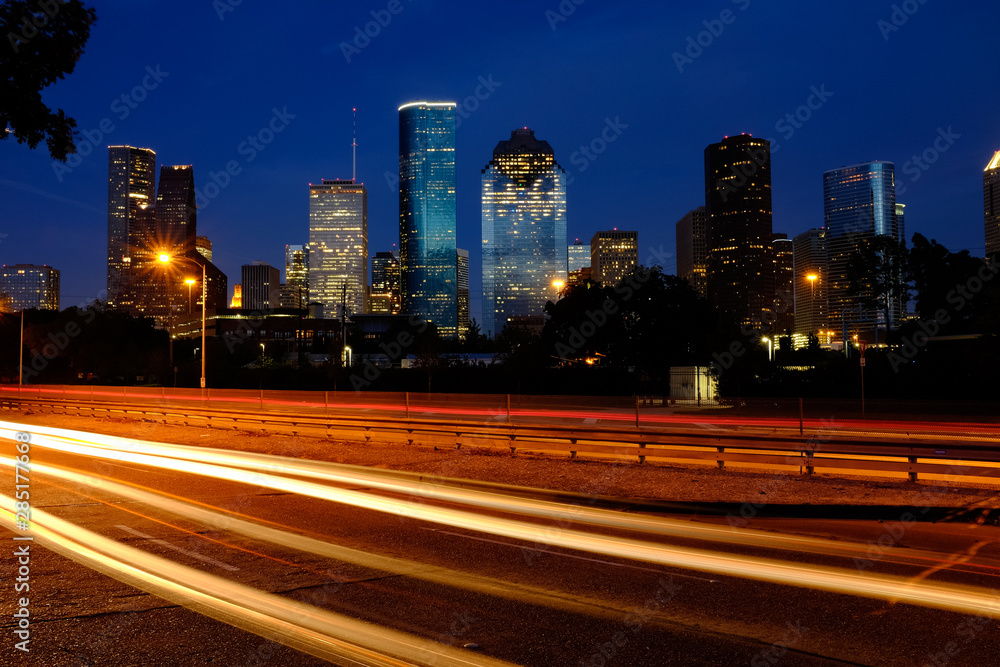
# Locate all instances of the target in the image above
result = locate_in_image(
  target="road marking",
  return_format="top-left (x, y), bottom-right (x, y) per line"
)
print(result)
top-left (422, 528), bottom-right (718, 583)
top-left (116, 525), bottom-right (239, 572)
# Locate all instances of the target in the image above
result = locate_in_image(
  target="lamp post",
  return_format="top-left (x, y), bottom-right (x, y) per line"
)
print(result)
top-left (159, 254), bottom-right (207, 389)
top-left (553, 280), bottom-right (565, 301)
top-left (18, 310), bottom-right (24, 387)
top-left (761, 336), bottom-right (773, 362)
top-left (806, 274), bottom-right (817, 338)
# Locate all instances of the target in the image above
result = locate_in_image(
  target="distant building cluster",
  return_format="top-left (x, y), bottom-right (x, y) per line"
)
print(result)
top-left (674, 134), bottom-right (1000, 351)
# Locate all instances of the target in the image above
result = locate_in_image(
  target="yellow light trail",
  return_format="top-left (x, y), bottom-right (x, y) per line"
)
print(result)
top-left (0, 497), bottom-right (516, 667)
top-left (7, 422), bottom-right (1000, 620)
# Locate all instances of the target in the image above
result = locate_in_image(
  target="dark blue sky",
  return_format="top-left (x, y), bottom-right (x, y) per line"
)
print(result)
top-left (3, 0), bottom-right (998, 318)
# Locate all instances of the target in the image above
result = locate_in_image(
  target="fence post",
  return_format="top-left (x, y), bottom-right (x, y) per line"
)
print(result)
top-left (799, 397), bottom-right (804, 436)
top-left (506, 394), bottom-right (511, 423)
top-left (908, 456), bottom-right (919, 483)
top-left (717, 446), bottom-right (725, 470)
top-left (405, 392), bottom-right (410, 420)
top-left (635, 396), bottom-right (640, 428)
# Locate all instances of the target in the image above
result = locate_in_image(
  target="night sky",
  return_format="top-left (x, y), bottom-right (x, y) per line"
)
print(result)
top-left (3, 0), bottom-right (999, 320)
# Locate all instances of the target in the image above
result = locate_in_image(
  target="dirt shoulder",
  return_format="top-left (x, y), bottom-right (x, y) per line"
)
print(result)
top-left (6, 408), bottom-right (998, 511)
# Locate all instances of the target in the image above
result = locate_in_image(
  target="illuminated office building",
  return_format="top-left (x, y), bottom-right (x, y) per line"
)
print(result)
top-left (282, 244), bottom-right (309, 309)
top-left (792, 228), bottom-right (829, 347)
top-left (771, 233), bottom-right (794, 334)
top-left (241, 262), bottom-right (280, 311)
top-left (0, 264), bottom-right (60, 311)
top-left (457, 248), bottom-right (470, 340)
top-left (370, 250), bottom-right (401, 315)
top-left (986, 150), bottom-right (1000, 257)
top-left (309, 179), bottom-right (368, 318)
top-left (675, 207), bottom-right (709, 299)
top-left (568, 240), bottom-right (591, 272)
top-left (823, 161), bottom-right (902, 333)
top-left (107, 145), bottom-right (156, 309)
top-left (399, 101), bottom-right (458, 338)
top-left (481, 128), bottom-right (567, 338)
top-left (591, 230), bottom-right (637, 288)
top-left (704, 134), bottom-right (773, 326)
top-left (196, 236), bottom-right (213, 262)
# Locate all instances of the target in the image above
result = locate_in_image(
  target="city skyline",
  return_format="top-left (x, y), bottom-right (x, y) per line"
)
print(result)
top-left (4, 3), bottom-right (998, 323)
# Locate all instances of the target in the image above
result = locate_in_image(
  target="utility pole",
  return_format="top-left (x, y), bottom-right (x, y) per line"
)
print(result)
top-left (18, 310), bottom-right (24, 386)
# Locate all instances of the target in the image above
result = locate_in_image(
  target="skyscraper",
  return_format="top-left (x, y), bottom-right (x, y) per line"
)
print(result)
top-left (568, 240), bottom-right (591, 273)
top-left (481, 128), bottom-right (568, 339)
top-left (675, 207), bottom-right (709, 299)
top-left (704, 134), bottom-right (773, 326)
top-left (241, 262), bottom-right (281, 311)
top-left (771, 234), bottom-right (794, 334)
top-left (399, 101), bottom-right (458, 338)
top-left (823, 161), bottom-right (901, 333)
top-left (107, 145), bottom-right (155, 309)
top-left (0, 265), bottom-right (60, 311)
top-left (792, 228), bottom-right (829, 346)
top-left (196, 236), bottom-right (213, 262)
top-left (370, 250), bottom-right (401, 315)
top-left (155, 165), bottom-right (197, 254)
top-left (309, 179), bottom-right (368, 317)
top-left (591, 230), bottom-right (638, 288)
top-left (986, 150), bottom-right (1000, 257)
top-left (457, 248), bottom-right (470, 340)
top-left (283, 244), bottom-right (309, 309)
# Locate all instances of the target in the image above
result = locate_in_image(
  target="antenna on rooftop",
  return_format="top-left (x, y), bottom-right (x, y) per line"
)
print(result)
top-left (352, 107), bottom-right (357, 183)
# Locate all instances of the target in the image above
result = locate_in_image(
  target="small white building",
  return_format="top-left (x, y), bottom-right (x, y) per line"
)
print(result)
top-left (669, 366), bottom-right (716, 401)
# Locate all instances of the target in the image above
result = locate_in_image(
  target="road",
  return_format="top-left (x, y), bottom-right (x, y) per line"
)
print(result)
top-left (2, 419), bottom-right (999, 665)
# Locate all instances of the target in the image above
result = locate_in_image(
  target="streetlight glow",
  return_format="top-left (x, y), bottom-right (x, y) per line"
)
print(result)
top-left (159, 253), bottom-right (208, 389)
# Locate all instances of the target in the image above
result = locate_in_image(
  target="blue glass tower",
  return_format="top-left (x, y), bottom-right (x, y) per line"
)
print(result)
top-left (399, 102), bottom-right (458, 338)
top-left (823, 160), bottom-right (901, 332)
top-left (481, 129), bottom-right (567, 339)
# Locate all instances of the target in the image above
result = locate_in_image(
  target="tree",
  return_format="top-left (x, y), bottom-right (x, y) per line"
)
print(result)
top-left (1, 1), bottom-right (98, 161)
top-left (846, 235), bottom-right (910, 336)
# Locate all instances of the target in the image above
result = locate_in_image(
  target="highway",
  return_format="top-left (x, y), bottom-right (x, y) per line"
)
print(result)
top-left (2, 419), bottom-right (999, 665)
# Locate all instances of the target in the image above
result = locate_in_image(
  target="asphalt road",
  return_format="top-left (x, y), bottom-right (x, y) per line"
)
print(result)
top-left (2, 422), bottom-right (999, 666)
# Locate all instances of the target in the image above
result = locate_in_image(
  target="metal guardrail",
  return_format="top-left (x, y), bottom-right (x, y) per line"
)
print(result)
top-left (3, 385), bottom-right (1000, 483)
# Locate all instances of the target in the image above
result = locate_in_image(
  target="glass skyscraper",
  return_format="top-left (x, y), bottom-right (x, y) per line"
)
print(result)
top-left (107, 145), bottom-right (156, 309)
top-left (399, 102), bottom-right (458, 339)
top-left (568, 240), bottom-right (591, 273)
top-left (370, 250), bottom-right (401, 315)
top-left (985, 150), bottom-right (1000, 257)
top-left (309, 179), bottom-right (368, 318)
top-left (481, 128), bottom-right (567, 339)
top-left (823, 161), bottom-right (902, 332)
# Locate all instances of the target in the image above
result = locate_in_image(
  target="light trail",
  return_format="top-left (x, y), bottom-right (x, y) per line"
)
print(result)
top-left (0, 497), bottom-right (517, 667)
top-left (8, 421), bottom-right (997, 573)
top-left (19, 458), bottom-right (654, 623)
top-left (9, 422), bottom-right (1000, 620)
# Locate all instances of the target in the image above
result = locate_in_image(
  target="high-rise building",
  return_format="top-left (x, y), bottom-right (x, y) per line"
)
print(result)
top-left (704, 134), bottom-right (773, 326)
top-left (457, 248), bottom-right (470, 340)
top-left (241, 262), bottom-right (280, 311)
top-left (283, 244), bottom-right (309, 309)
top-left (370, 250), bottom-right (401, 315)
top-left (591, 230), bottom-right (638, 288)
top-left (309, 179), bottom-right (368, 318)
top-left (481, 128), bottom-right (568, 339)
top-left (125, 164), bottom-right (200, 321)
top-left (0, 264), bottom-right (60, 311)
top-left (231, 284), bottom-right (242, 309)
top-left (985, 150), bottom-right (1000, 257)
top-left (895, 203), bottom-right (906, 248)
top-left (155, 165), bottom-right (197, 254)
top-left (107, 145), bottom-right (156, 309)
top-left (675, 207), bottom-right (709, 299)
top-left (792, 228), bottom-right (829, 347)
top-left (196, 236), bottom-right (213, 262)
top-left (568, 240), bottom-right (591, 273)
top-left (399, 101), bottom-right (458, 338)
top-left (823, 161), bottom-right (902, 334)
top-left (771, 234), bottom-right (794, 334)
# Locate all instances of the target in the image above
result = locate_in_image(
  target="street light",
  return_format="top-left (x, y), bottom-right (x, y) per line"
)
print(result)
top-left (159, 253), bottom-right (207, 389)
top-left (553, 280), bottom-right (565, 300)
top-left (761, 336), bottom-right (773, 362)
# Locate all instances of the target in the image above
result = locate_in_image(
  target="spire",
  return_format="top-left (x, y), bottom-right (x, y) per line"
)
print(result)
top-left (352, 107), bottom-right (357, 183)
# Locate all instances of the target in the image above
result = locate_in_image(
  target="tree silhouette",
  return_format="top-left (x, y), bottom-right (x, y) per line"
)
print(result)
top-left (0, 1), bottom-right (97, 161)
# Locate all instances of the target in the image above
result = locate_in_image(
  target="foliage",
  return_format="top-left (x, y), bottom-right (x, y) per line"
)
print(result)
top-left (0, 0), bottom-right (97, 160)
